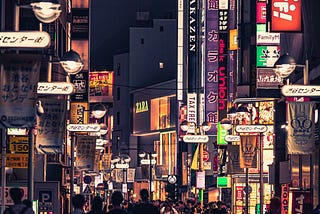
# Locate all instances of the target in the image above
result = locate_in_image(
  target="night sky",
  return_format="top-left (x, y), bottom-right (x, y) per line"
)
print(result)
top-left (90, 0), bottom-right (177, 71)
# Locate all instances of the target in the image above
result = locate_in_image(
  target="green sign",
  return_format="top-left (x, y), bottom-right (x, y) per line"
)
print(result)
top-left (217, 176), bottom-right (230, 188)
top-left (217, 122), bottom-right (228, 145)
top-left (256, 46), bottom-right (280, 67)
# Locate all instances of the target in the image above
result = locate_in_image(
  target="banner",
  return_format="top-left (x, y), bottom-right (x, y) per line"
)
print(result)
top-left (127, 168), bottom-right (136, 183)
top-left (227, 145), bottom-right (243, 174)
top-left (115, 169), bottom-right (124, 183)
top-left (0, 54), bottom-right (41, 128)
top-left (287, 102), bottom-right (315, 154)
top-left (36, 99), bottom-right (67, 154)
top-left (239, 135), bottom-right (258, 168)
top-left (191, 144), bottom-right (199, 170)
top-left (76, 136), bottom-right (97, 171)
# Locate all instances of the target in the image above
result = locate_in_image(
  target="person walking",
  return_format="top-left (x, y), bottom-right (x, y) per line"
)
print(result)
top-left (132, 189), bottom-right (159, 214)
top-left (88, 196), bottom-right (105, 214)
top-left (72, 194), bottom-right (86, 214)
top-left (107, 191), bottom-right (127, 214)
top-left (3, 187), bottom-right (34, 214)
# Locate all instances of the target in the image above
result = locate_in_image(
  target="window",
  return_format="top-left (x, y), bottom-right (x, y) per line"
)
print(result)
top-left (116, 87), bottom-right (120, 100)
top-left (160, 26), bottom-right (164, 32)
top-left (150, 96), bottom-right (172, 130)
top-left (116, 63), bottom-right (120, 76)
top-left (141, 38), bottom-right (144, 44)
top-left (116, 112), bottom-right (120, 125)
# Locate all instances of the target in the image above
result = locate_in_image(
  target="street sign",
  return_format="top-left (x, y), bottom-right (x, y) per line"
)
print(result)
top-left (0, 31), bottom-right (51, 48)
top-left (67, 124), bottom-right (101, 132)
top-left (83, 185), bottom-right (91, 195)
top-left (168, 175), bottom-right (177, 184)
top-left (235, 125), bottom-right (267, 133)
top-left (203, 150), bottom-right (210, 162)
top-left (37, 82), bottom-right (75, 95)
top-left (115, 163), bottom-right (129, 169)
top-left (224, 135), bottom-right (240, 142)
top-left (183, 135), bottom-right (209, 143)
top-left (140, 159), bottom-right (156, 165)
top-left (281, 85), bottom-right (320, 97)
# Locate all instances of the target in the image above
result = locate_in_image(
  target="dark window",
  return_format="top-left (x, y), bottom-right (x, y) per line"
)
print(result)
top-left (116, 63), bottom-right (120, 76)
top-left (117, 112), bottom-right (120, 125)
top-left (160, 26), bottom-right (164, 32)
top-left (117, 87), bottom-right (120, 100)
top-left (141, 38), bottom-right (144, 44)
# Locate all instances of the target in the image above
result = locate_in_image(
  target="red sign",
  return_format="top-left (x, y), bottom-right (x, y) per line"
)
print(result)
top-left (270, 0), bottom-right (301, 32)
top-left (203, 150), bottom-right (210, 162)
top-left (257, 2), bottom-right (267, 23)
top-left (281, 184), bottom-right (289, 214)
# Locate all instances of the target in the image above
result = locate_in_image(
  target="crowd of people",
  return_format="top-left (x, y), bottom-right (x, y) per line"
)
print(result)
top-left (71, 189), bottom-right (231, 214)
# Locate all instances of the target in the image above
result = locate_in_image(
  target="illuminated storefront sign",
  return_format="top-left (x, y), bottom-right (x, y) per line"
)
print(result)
top-left (270, 0), bottom-right (301, 32)
top-left (0, 31), bottom-right (50, 48)
top-left (256, 46), bottom-right (280, 67)
top-left (135, 100), bottom-right (149, 113)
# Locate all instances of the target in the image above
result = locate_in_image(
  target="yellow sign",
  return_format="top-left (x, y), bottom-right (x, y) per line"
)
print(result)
top-left (9, 136), bottom-right (29, 153)
top-left (0, 154), bottom-right (28, 168)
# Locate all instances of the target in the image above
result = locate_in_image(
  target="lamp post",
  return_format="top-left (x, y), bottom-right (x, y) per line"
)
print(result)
top-left (180, 120), bottom-right (211, 205)
top-left (222, 104), bottom-right (267, 214)
top-left (138, 151), bottom-right (157, 200)
top-left (111, 154), bottom-right (131, 200)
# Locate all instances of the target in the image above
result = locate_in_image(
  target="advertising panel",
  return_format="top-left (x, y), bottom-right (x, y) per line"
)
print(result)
top-left (205, 2), bottom-right (219, 135)
top-left (270, 0), bottom-right (302, 32)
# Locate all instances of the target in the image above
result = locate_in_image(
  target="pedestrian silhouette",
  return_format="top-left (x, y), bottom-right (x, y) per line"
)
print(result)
top-left (132, 189), bottom-right (159, 214)
top-left (88, 196), bottom-right (105, 214)
top-left (72, 194), bottom-right (86, 214)
top-left (3, 187), bottom-right (34, 214)
top-left (107, 191), bottom-right (127, 214)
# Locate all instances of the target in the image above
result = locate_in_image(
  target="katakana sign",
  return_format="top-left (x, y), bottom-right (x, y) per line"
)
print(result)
top-left (37, 82), bottom-right (75, 95)
top-left (282, 85), bottom-right (320, 97)
top-left (0, 31), bottom-right (50, 48)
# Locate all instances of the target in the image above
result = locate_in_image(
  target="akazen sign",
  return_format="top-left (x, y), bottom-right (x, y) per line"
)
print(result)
top-left (135, 100), bottom-right (149, 113)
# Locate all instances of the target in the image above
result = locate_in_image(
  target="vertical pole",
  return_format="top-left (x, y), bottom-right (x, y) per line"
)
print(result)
top-left (1, 127), bottom-right (6, 213)
top-left (259, 133), bottom-right (264, 214)
top-left (150, 153), bottom-right (153, 200)
top-left (28, 128), bottom-right (34, 200)
top-left (70, 133), bottom-right (75, 213)
top-left (245, 168), bottom-right (249, 214)
top-left (1, 2), bottom-right (6, 211)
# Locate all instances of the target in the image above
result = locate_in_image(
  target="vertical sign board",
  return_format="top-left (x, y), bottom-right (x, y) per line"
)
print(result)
top-left (34, 182), bottom-right (59, 214)
top-left (270, 0), bottom-right (302, 32)
top-left (188, 0), bottom-right (197, 92)
top-left (70, 71), bottom-right (89, 102)
top-left (205, 0), bottom-right (219, 135)
top-left (218, 2), bottom-right (229, 121)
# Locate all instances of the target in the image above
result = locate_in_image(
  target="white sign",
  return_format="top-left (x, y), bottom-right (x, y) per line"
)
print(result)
top-left (7, 128), bottom-right (28, 136)
top-left (140, 159), bottom-right (156, 165)
top-left (235, 125), bottom-right (267, 133)
top-left (256, 32), bottom-right (280, 45)
top-left (224, 135), bottom-right (240, 142)
top-left (37, 82), bottom-right (75, 95)
top-left (115, 163), bottom-right (129, 169)
top-left (67, 124), bottom-right (101, 132)
top-left (183, 135), bottom-right (209, 143)
top-left (196, 171), bottom-right (205, 189)
top-left (0, 187), bottom-right (28, 205)
top-left (281, 85), bottom-right (320, 97)
top-left (168, 175), bottom-right (177, 184)
top-left (0, 31), bottom-right (50, 48)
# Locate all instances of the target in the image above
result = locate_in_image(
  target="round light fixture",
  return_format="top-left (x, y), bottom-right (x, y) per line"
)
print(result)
top-left (91, 104), bottom-right (107, 119)
top-left (60, 50), bottom-right (84, 74)
top-left (30, 0), bottom-right (61, 23)
top-left (220, 118), bottom-right (232, 131)
top-left (273, 53), bottom-right (296, 78)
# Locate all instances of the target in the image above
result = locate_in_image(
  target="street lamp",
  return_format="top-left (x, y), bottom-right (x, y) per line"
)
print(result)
top-left (60, 50), bottom-right (84, 75)
top-left (111, 154), bottom-right (131, 199)
top-left (179, 120), bottom-right (211, 205)
top-left (30, 0), bottom-right (61, 23)
top-left (138, 151), bottom-right (157, 200)
top-left (273, 53), bottom-right (309, 85)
